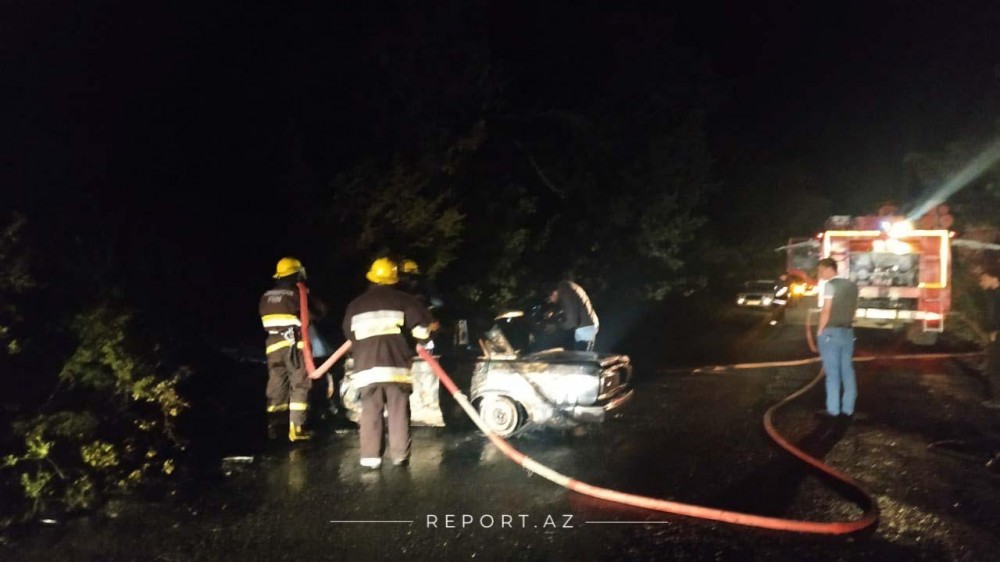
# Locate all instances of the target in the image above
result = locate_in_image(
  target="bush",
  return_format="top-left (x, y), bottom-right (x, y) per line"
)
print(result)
top-left (1, 304), bottom-right (188, 525)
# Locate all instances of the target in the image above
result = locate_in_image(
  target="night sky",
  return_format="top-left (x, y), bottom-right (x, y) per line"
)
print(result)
top-left (3, 1), bottom-right (999, 339)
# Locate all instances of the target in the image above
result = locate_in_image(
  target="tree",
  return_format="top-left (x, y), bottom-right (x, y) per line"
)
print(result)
top-left (0, 214), bottom-right (33, 355)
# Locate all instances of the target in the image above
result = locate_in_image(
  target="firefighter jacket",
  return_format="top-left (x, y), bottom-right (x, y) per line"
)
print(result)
top-left (556, 280), bottom-right (599, 330)
top-left (259, 281), bottom-right (304, 355)
top-left (343, 284), bottom-right (434, 388)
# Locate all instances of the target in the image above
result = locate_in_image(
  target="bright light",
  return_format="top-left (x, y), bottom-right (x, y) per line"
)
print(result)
top-left (790, 282), bottom-right (817, 296)
top-left (737, 296), bottom-right (746, 305)
top-left (888, 220), bottom-right (913, 237)
top-left (872, 238), bottom-right (913, 255)
top-left (769, 320), bottom-right (778, 326)
top-left (494, 311), bottom-right (524, 320)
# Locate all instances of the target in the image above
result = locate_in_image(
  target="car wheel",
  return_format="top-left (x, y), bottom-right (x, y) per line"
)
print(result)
top-left (478, 395), bottom-right (523, 437)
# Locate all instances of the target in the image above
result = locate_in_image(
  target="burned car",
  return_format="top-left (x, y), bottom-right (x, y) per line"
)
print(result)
top-left (339, 311), bottom-right (634, 437)
top-left (470, 319), bottom-right (633, 436)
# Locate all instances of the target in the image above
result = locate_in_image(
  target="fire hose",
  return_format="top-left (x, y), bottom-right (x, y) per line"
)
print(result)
top-left (416, 346), bottom-right (880, 535)
top-left (297, 282), bottom-right (319, 375)
top-left (296, 282), bottom-right (352, 394)
top-left (313, 305), bottom-right (981, 534)
top-left (413, 311), bottom-right (981, 535)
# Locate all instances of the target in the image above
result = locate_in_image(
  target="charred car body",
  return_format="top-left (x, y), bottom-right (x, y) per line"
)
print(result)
top-left (340, 309), bottom-right (634, 437)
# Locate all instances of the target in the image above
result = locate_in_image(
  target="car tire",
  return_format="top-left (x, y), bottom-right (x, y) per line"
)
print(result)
top-left (477, 395), bottom-right (523, 437)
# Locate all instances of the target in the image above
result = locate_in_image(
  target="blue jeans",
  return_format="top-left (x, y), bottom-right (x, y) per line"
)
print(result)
top-left (818, 327), bottom-right (857, 415)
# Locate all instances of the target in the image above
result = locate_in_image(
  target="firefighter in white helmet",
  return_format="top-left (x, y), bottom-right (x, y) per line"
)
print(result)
top-left (259, 257), bottom-right (312, 442)
top-left (343, 257), bottom-right (434, 468)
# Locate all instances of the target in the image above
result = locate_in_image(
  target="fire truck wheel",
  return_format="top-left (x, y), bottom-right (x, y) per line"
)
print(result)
top-left (478, 395), bottom-right (524, 437)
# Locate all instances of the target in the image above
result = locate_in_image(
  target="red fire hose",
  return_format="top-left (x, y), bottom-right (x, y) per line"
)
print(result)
top-left (316, 302), bottom-right (975, 534)
top-left (297, 282), bottom-right (352, 383)
top-left (297, 281), bottom-right (319, 374)
top-left (415, 345), bottom-right (880, 535)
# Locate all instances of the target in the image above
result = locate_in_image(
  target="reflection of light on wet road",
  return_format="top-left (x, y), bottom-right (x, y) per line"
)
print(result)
top-left (287, 448), bottom-right (308, 493)
top-left (479, 441), bottom-right (506, 465)
top-left (404, 434), bottom-right (447, 479)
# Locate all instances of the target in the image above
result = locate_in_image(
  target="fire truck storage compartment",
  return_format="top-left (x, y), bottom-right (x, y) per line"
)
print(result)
top-left (849, 252), bottom-right (918, 288)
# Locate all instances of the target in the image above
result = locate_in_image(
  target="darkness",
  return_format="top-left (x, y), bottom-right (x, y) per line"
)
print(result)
top-left (3, 0), bottom-right (999, 344)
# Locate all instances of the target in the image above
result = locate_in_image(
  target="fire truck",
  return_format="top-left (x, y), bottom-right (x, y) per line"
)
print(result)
top-left (784, 213), bottom-right (952, 344)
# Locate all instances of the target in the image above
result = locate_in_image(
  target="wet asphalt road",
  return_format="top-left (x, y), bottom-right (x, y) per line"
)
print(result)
top-left (6, 307), bottom-right (1000, 561)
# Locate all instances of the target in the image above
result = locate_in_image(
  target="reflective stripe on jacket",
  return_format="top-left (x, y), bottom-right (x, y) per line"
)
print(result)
top-left (259, 287), bottom-right (301, 329)
top-left (351, 366), bottom-right (414, 387)
top-left (265, 339), bottom-right (305, 355)
top-left (343, 284), bottom-right (434, 388)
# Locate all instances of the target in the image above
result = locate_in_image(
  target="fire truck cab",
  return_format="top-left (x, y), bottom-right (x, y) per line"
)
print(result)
top-left (818, 215), bottom-right (950, 344)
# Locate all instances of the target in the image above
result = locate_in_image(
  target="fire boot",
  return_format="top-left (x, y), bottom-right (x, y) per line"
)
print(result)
top-left (289, 423), bottom-right (313, 442)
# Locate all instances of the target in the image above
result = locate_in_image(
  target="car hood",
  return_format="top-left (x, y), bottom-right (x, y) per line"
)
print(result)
top-left (521, 349), bottom-right (629, 365)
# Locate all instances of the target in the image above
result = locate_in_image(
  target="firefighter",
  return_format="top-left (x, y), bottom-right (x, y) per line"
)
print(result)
top-left (398, 258), bottom-right (443, 349)
top-left (259, 257), bottom-right (313, 442)
top-left (398, 258), bottom-right (445, 309)
top-left (343, 257), bottom-right (434, 468)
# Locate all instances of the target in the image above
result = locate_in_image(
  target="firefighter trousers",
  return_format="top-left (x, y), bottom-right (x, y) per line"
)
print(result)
top-left (265, 345), bottom-right (311, 427)
top-left (359, 383), bottom-right (412, 461)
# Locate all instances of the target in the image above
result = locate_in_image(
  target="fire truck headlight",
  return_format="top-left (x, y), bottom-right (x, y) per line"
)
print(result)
top-left (737, 296), bottom-right (746, 305)
top-left (762, 296), bottom-right (773, 305)
top-left (888, 220), bottom-right (914, 237)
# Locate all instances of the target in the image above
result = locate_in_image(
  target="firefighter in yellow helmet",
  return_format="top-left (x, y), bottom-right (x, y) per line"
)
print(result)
top-left (398, 258), bottom-right (445, 310)
top-left (259, 257), bottom-right (312, 441)
top-left (400, 259), bottom-right (420, 276)
top-left (343, 257), bottom-right (435, 468)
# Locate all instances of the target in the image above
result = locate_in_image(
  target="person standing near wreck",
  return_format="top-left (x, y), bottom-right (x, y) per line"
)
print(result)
top-left (549, 279), bottom-right (599, 351)
top-left (815, 257), bottom-right (859, 419)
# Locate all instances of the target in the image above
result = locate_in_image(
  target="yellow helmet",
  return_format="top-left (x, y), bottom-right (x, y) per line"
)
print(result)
top-left (366, 257), bottom-right (398, 285)
top-left (400, 259), bottom-right (420, 275)
top-left (273, 257), bottom-right (305, 279)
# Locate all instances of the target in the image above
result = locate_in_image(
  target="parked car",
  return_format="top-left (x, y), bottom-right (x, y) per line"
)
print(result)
top-left (339, 310), bottom-right (634, 437)
top-left (736, 279), bottom-right (786, 309)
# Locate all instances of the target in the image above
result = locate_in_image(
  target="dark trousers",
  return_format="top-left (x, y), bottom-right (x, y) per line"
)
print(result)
top-left (266, 346), bottom-right (311, 426)
top-left (359, 383), bottom-right (412, 461)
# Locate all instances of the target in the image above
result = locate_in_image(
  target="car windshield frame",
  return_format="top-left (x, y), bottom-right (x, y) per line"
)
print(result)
top-left (744, 281), bottom-right (777, 292)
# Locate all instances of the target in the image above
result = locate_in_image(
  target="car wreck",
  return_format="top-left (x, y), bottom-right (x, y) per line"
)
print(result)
top-left (340, 312), bottom-right (634, 437)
